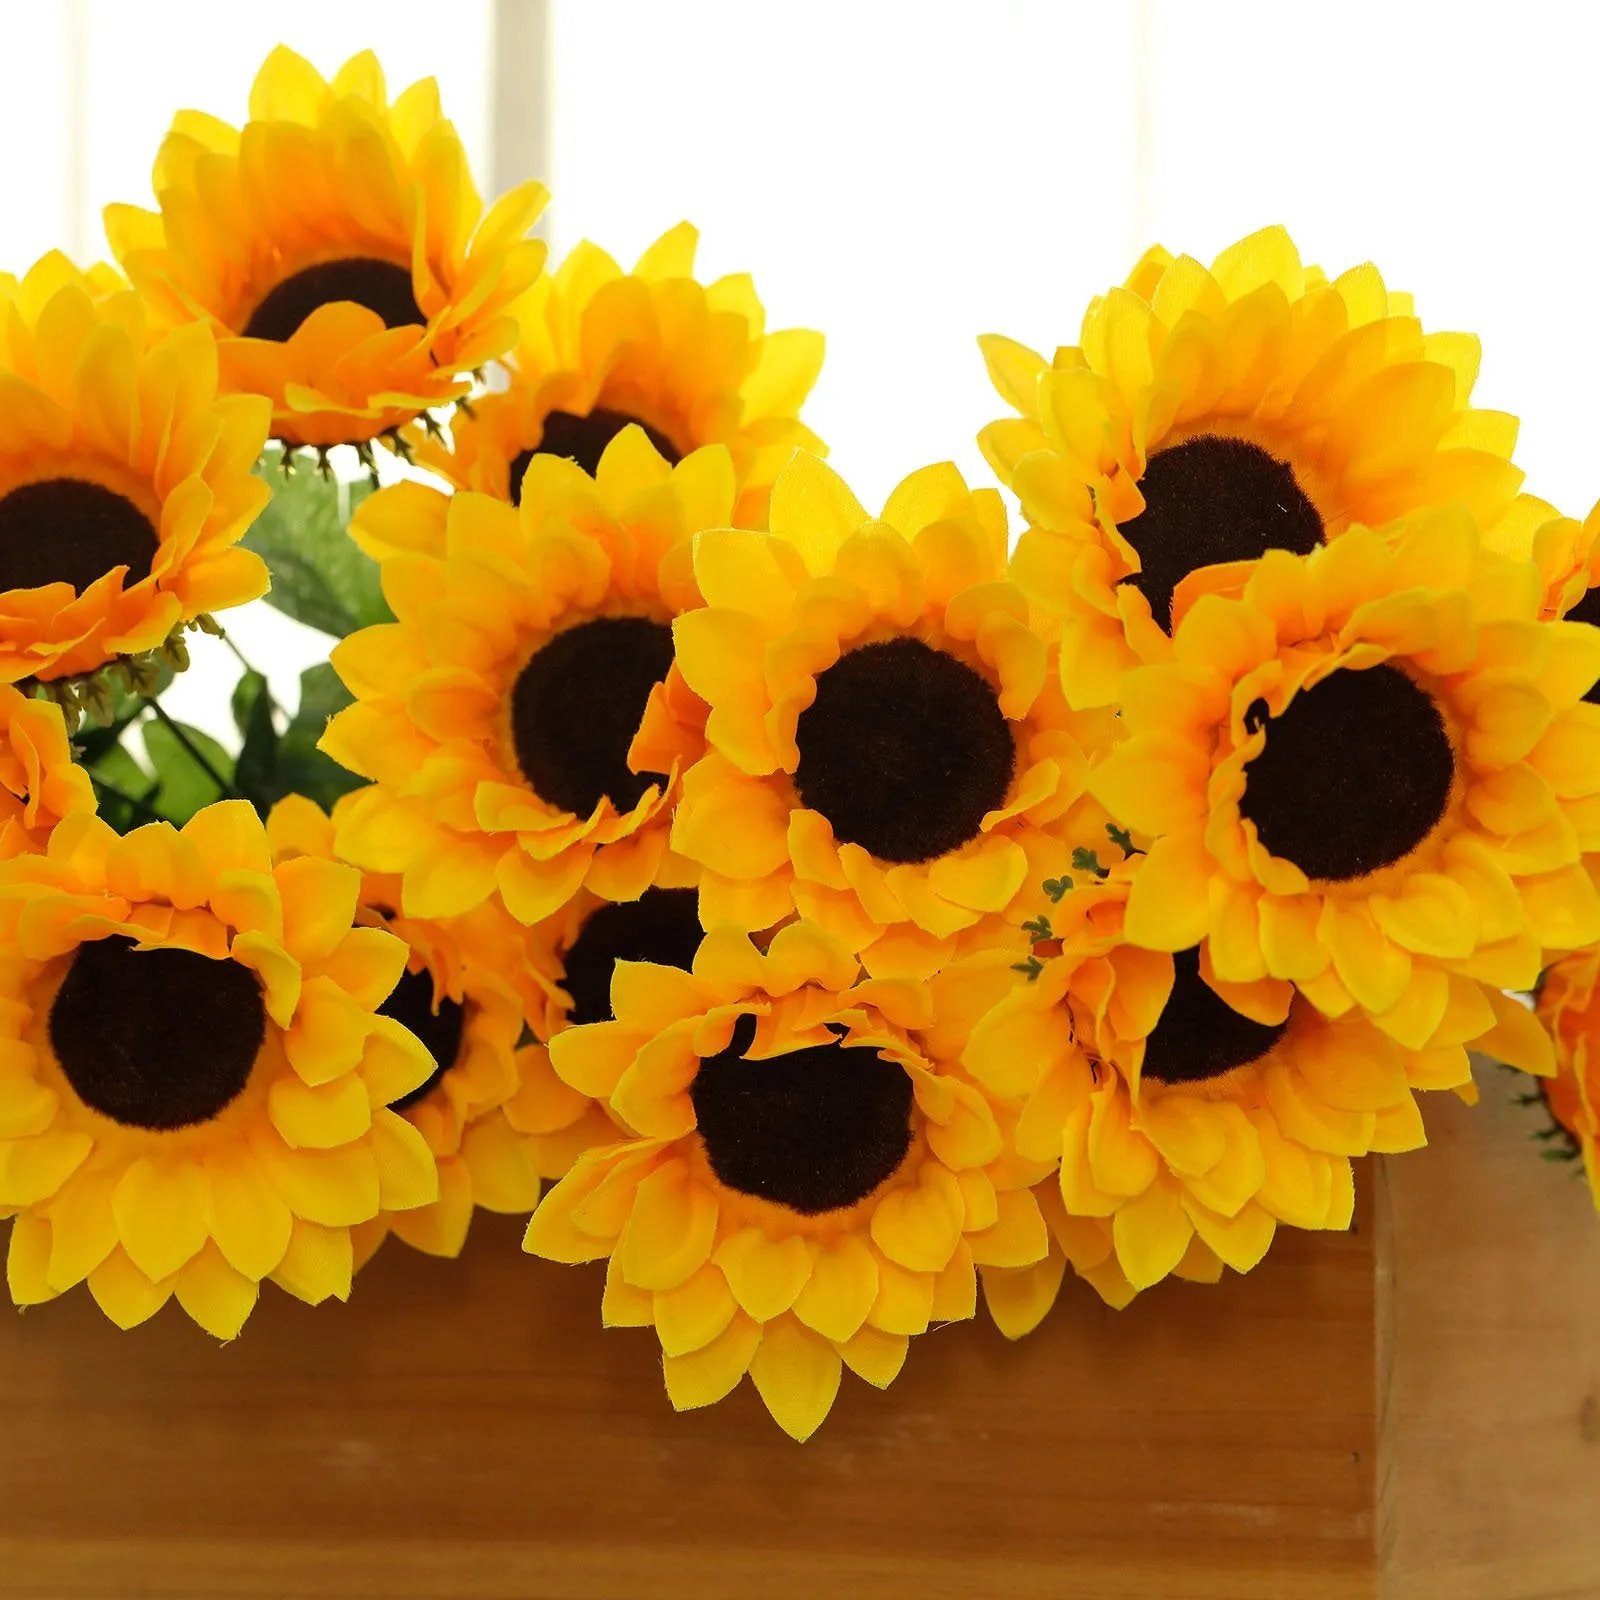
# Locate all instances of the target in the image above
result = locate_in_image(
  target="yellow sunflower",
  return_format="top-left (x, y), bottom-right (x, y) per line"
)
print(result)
top-left (981, 225), bottom-right (1543, 707)
top-left (0, 252), bottom-right (270, 700)
top-left (104, 47), bottom-right (547, 451)
top-left (265, 795), bottom-right (607, 1264)
top-left (1534, 948), bottom-right (1600, 1207)
top-left (670, 451), bottom-right (1113, 981)
top-left (0, 801), bottom-right (438, 1336)
top-left (1088, 508), bottom-right (1600, 1024)
top-left (525, 920), bottom-right (1050, 1440)
top-left (949, 861), bottom-right (1542, 1303)
top-left (322, 427), bottom-right (726, 924)
top-left (421, 222), bottom-right (824, 529)
top-left (0, 685), bottom-right (96, 858)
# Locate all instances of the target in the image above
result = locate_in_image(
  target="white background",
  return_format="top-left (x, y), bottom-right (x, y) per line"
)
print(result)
top-left (0, 0), bottom-right (1596, 743)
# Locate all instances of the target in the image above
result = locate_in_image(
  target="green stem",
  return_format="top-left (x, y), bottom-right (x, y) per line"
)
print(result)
top-left (143, 697), bottom-right (241, 802)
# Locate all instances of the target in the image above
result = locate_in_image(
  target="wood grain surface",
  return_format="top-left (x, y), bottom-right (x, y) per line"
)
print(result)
top-left (1382, 1074), bottom-right (1600, 1600)
top-left (0, 1191), bottom-right (1378, 1599)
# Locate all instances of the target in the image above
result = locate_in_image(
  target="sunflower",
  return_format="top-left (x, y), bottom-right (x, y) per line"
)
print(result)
top-left (949, 858), bottom-right (1537, 1302)
top-left (0, 253), bottom-right (270, 701)
top-left (1533, 948), bottom-right (1600, 1207)
top-left (525, 919), bottom-right (1049, 1439)
top-left (265, 795), bottom-right (607, 1264)
top-left (669, 451), bottom-right (1113, 981)
top-left (0, 686), bottom-right (96, 858)
top-left (421, 223), bottom-right (823, 528)
top-left (0, 801), bottom-right (438, 1336)
top-left (1088, 509), bottom-right (1600, 1025)
top-left (980, 225), bottom-right (1544, 707)
top-left (322, 427), bottom-right (725, 925)
top-left (104, 47), bottom-right (547, 452)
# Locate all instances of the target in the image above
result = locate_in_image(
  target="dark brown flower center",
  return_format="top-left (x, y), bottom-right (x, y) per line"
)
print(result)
top-left (0, 479), bottom-right (158, 595)
top-left (1239, 663), bottom-right (1454, 882)
top-left (49, 936), bottom-right (264, 1130)
top-left (1565, 586), bottom-right (1600, 704)
top-left (509, 408), bottom-right (682, 499)
top-left (690, 1015), bottom-right (915, 1214)
top-left (380, 965), bottom-right (466, 1112)
top-left (1143, 945), bottom-right (1287, 1085)
top-left (1118, 436), bottom-right (1324, 630)
top-left (242, 258), bottom-right (424, 342)
top-left (510, 617), bottom-right (674, 817)
top-left (793, 637), bottom-right (1015, 864)
top-left (561, 888), bottom-right (704, 1026)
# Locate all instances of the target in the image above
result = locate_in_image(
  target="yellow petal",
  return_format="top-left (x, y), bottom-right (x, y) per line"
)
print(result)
top-left (654, 1260), bottom-right (738, 1357)
top-left (662, 1310), bottom-right (762, 1411)
top-left (747, 1312), bottom-right (843, 1441)
top-left (269, 1218), bottom-right (353, 1305)
top-left (980, 1253), bottom-right (1066, 1339)
top-left (966, 1184), bottom-right (1049, 1268)
top-left (792, 1233), bottom-right (878, 1343)
top-left (203, 1145), bottom-right (292, 1280)
top-left (1112, 1175), bottom-right (1193, 1289)
top-left (87, 1247), bottom-right (172, 1328)
top-left (838, 1323), bottom-right (909, 1388)
top-left (615, 1159), bottom-right (717, 1291)
top-left (1122, 830), bottom-right (1212, 950)
top-left (714, 1226), bottom-right (814, 1322)
top-left (869, 1165), bottom-right (964, 1272)
top-left (174, 1242), bottom-right (258, 1339)
top-left (6, 1213), bottom-right (55, 1305)
top-left (111, 1155), bottom-right (208, 1283)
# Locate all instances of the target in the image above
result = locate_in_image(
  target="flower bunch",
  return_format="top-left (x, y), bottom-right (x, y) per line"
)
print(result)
top-left (0, 47), bottom-right (1595, 1445)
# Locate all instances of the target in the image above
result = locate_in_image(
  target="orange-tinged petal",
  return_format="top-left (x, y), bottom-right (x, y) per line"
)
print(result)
top-left (615, 1159), bottom-right (717, 1292)
top-left (714, 1226), bottom-right (813, 1322)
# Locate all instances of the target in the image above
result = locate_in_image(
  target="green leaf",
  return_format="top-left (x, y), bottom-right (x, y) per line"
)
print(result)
top-left (143, 718), bottom-right (237, 826)
top-left (272, 664), bottom-right (365, 812)
top-left (1070, 847), bottom-right (1109, 881)
top-left (243, 450), bottom-right (393, 638)
top-left (232, 669), bottom-right (280, 806)
top-left (86, 741), bottom-right (161, 832)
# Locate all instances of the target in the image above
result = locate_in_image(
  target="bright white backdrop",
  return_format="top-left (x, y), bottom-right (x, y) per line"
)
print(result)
top-left (1, 0), bottom-right (1597, 742)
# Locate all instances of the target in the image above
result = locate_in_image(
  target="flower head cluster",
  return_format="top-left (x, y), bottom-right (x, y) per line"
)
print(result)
top-left (3, 71), bottom-right (1595, 1452)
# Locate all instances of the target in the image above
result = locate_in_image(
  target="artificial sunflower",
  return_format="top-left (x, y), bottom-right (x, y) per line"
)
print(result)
top-left (0, 685), bottom-right (96, 858)
top-left (265, 795), bottom-right (607, 1263)
top-left (980, 225), bottom-right (1541, 707)
top-left (422, 222), bottom-right (824, 528)
top-left (322, 427), bottom-right (724, 923)
top-left (529, 881), bottom-right (711, 1035)
top-left (0, 801), bottom-right (438, 1336)
top-left (1533, 947), bottom-right (1600, 1207)
top-left (525, 920), bottom-right (1050, 1440)
top-left (0, 252), bottom-right (270, 702)
top-left (104, 47), bottom-right (547, 452)
top-left (947, 862), bottom-right (1536, 1306)
top-left (1089, 509), bottom-right (1600, 1024)
top-left (670, 451), bottom-right (1112, 980)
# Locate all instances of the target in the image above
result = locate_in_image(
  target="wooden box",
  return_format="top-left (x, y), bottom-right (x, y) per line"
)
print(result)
top-left (1, 1081), bottom-right (1596, 1599)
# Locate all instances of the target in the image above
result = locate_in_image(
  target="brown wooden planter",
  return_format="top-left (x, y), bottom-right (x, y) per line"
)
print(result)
top-left (1, 1078), bottom-right (1595, 1599)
